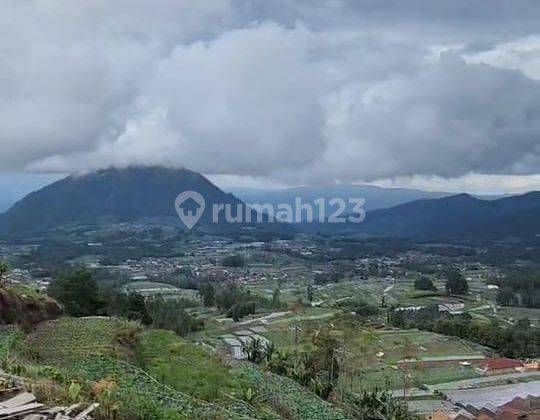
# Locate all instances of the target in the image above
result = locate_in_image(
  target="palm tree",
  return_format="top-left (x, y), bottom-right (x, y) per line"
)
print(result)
top-left (243, 338), bottom-right (265, 363)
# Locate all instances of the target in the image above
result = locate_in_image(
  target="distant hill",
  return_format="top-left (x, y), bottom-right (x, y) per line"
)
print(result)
top-left (1, 166), bottom-right (531, 241)
top-left (0, 166), bottom-right (260, 235)
top-left (326, 192), bottom-right (540, 240)
top-left (229, 184), bottom-right (505, 217)
top-left (0, 173), bottom-right (63, 213)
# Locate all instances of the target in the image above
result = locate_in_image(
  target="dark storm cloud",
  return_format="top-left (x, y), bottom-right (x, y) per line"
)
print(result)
top-left (1, 0), bottom-right (539, 188)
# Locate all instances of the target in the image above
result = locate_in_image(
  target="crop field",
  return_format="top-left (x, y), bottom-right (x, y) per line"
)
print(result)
top-left (25, 317), bottom-right (271, 419)
top-left (124, 281), bottom-right (200, 301)
top-left (347, 329), bottom-right (485, 391)
top-left (246, 280), bottom-right (307, 305)
top-left (26, 317), bottom-right (133, 367)
top-left (375, 330), bottom-right (483, 363)
top-left (0, 325), bottom-right (24, 361)
top-left (74, 355), bottom-right (256, 419)
top-left (255, 314), bottom-right (487, 392)
top-left (358, 365), bottom-right (479, 391)
top-left (497, 306), bottom-right (540, 326)
top-left (228, 307), bottom-right (337, 351)
top-left (315, 280), bottom-right (389, 306)
top-left (137, 329), bottom-right (249, 401)
top-left (237, 363), bottom-right (350, 420)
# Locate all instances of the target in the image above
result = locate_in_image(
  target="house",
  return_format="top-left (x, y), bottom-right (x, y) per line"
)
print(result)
top-left (497, 396), bottom-right (540, 419)
top-left (520, 361), bottom-right (539, 372)
top-left (475, 358), bottom-right (524, 376)
top-left (426, 409), bottom-right (475, 420)
top-left (475, 396), bottom-right (540, 419)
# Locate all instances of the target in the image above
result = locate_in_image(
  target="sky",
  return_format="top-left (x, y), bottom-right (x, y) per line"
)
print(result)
top-left (1, 0), bottom-right (540, 196)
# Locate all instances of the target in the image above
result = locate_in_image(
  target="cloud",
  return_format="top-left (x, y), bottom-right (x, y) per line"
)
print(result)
top-left (1, 0), bottom-right (540, 191)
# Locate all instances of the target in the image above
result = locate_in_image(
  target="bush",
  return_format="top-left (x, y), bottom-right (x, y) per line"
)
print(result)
top-left (222, 255), bottom-right (245, 268)
top-left (414, 276), bottom-right (437, 291)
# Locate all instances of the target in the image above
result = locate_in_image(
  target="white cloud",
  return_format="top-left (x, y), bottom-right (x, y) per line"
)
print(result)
top-left (1, 0), bottom-right (540, 193)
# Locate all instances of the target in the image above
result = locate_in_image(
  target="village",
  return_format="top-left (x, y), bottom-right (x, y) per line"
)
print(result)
top-left (0, 231), bottom-right (538, 418)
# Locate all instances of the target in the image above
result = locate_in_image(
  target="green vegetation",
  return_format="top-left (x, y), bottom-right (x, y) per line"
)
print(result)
top-left (336, 297), bottom-right (378, 316)
top-left (146, 296), bottom-right (202, 336)
top-left (444, 269), bottom-right (469, 295)
top-left (238, 363), bottom-right (349, 420)
top-left (0, 260), bottom-right (9, 284)
top-left (23, 317), bottom-right (274, 419)
top-left (48, 269), bottom-right (105, 316)
top-left (414, 276), bottom-right (437, 291)
top-left (222, 254), bottom-right (245, 267)
top-left (27, 317), bottom-right (137, 366)
top-left (390, 306), bottom-right (539, 358)
top-left (0, 284), bottom-right (61, 329)
top-left (137, 329), bottom-right (247, 401)
top-left (494, 270), bottom-right (539, 308)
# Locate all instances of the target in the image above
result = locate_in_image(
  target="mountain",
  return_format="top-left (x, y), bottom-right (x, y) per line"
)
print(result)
top-left (0, 166), bottom-right (256, 235)
top-left (229, 184), bottom-right (506, 218)
top-left (332, 192), bottom-right (540, 240)
top-left (0, 173), bottom-right (63, 213)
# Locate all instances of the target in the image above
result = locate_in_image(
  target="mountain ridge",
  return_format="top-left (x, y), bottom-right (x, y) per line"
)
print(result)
top-left (346, 191), bottom-right (540, 240)
top-left (229, 184), bottom-right (507, 215)
top-left (0, 166), bottom-right (246, 235)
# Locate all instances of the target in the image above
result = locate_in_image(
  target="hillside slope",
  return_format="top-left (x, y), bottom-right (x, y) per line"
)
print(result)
top-left (352, 192), bottom-right (540, 240)
top-left (0, 285), bottom-right (61, 329)
top-left (0, 166), bottom-right (247, 235)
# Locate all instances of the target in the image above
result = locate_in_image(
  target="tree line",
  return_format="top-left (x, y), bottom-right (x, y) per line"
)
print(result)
top-left (48, 269), bottom-right (202, 336)
top-left (390, 305), bottom-right (538, 358)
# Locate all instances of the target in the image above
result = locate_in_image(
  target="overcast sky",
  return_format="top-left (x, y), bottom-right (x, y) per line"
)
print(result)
top-left (1, 0), bottom-right (540, 194)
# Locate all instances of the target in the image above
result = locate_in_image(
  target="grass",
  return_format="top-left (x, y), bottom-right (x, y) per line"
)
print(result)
top-left (7, 283), bottom-right (43, 299)
top-left (136, 329), bottom-right (248, 401)
top-left (497, 306), bottom-right (540, 324)
top-left (73, 355), bottom-right (246, 419)
top-left (356, 364), bottom-right (480, 390)
top-left (24, 317), bottom-right (275, 419)
top-left (375, 330), bottom-right (481, 363)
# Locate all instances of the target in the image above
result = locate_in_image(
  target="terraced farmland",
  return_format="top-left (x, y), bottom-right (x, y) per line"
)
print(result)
top-left (25, 317), bottom-right (276, 419)
top-left (238, 363), bottom-right (350, 420)
top-left (27, 317), bottom-right (128, 366)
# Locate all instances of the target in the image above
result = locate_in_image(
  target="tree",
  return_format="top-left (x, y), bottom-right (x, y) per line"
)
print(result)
top-left (198, 283), bottom-right (215, 306)
top-left (344, 390), bottom-right (414, 419)
top-left (48, 269), bottom-right (105, 316)
top-left (0, 261), bottom-right (9, 285)
top-left (272, 287), bottom-right (281, 307)
top-left (414, 276), bottom-right (436, 291)
top-left (497, 287), bottom-right (518, 306)
top-left (306, 283), bottom-right (314, 303)
top-left (445, 269), bottom-right (468, 295)
top-left (222, 255), bottom-right (244, 268)
top-left (229, 302), bottom-right (256, 321)
top-left (147, 295), bottom-right (203, 336)
top-left (125, 292), bottom-right (152, 325)
top-left (243, 338), bottom-right (266, 363)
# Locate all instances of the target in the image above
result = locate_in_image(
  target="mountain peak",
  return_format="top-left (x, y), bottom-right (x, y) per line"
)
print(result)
top-left (0, 166), bottom-right (239, 235)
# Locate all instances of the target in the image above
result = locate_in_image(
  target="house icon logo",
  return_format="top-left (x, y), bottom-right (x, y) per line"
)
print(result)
top-left (174, 191), bottom-right (205, 230)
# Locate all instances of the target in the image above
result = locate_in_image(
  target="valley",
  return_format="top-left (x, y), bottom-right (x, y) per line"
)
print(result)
top-left (0, 221), bottom-right (538, 418)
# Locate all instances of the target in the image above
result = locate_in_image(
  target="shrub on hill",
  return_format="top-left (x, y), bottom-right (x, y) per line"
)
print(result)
top-left (222, 254), bottom-right (245, 267)
top-left (414, 276), bottom-right (437, 291)
top-left (444, 269), bottom-right (468, 295)
top-left (48, 269), bottom-right (106, 316)
top-left (0, 285), bottom-right (61, 330)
